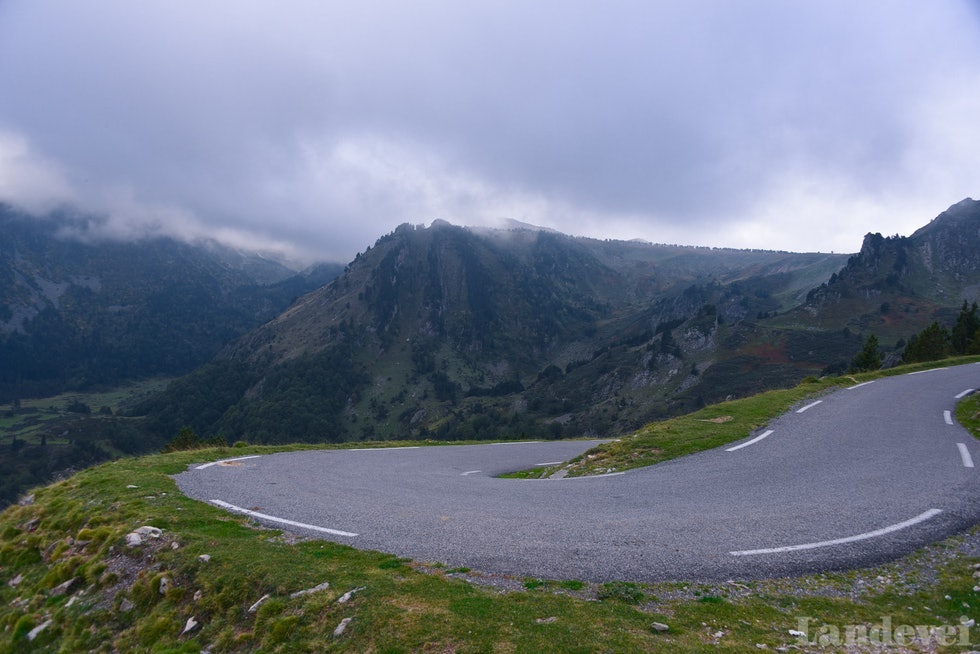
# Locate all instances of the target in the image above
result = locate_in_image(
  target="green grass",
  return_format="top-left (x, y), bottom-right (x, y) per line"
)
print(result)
top-left (1, 359), bottom-right (978, 652)
top-left (0, 378), bottom-right (171, 445)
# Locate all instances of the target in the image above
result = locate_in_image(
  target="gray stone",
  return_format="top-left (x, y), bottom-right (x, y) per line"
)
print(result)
top-left (248, 593), bottom-right (271, 614)
top-left (290, 581), bottom-right (331, 599)
top-left (333, 617), bottom-right (353, 637)
top-left (50, 577), bottom-right (79, 596)
top-left (180, 616), bottom-right (199, 636)
top-left (336, 586), bottom-right (366, 604)
top-left (27, 619), bottom-right (52, 642)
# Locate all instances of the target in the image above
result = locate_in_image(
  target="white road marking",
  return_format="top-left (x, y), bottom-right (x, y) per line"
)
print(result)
top-left (726, 430), bottom-right (774, 452)
top-left (730, 509), bottom-right (943, 556)
top-left (955, 389), bottom-right (975, 399)
top-left (210, 499), bottom-right (358, 537)
top-left (944, 410), bottom-right (954, 425)
top-left (493, 441), bottom-right (542, 445)
top-left (908, 368), bottom-right (943, 375)
top-left (549, 471), bottom-right (626, 479)
top-left (796, 400), bottom-right (822, 414)
top-left (536, 461), bottom-right (564, 466)
top-left (957, 443), bottom-right (975, 468)
top-left (460, 470), bottom-right (481, 476)
top-left (847, 381), bottom-right (875, 390)
top-left (195, 455), bottom-right (261, 470)
top-left (348, 446), bottom-right (420, 452)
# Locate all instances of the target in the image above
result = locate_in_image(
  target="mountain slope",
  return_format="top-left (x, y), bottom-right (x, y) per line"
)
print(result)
top-left (137, 199), bottom-right (980, 445)
top-left (138, 221), bottom-right (850, 442)
top-left (0, 205), bottom-right (343, 402)
top-left (782, 197), bottom-right (980, 343)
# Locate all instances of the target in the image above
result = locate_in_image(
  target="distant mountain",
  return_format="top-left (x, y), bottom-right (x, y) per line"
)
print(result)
top-left (784, 197), bottom-right (980, 344)
top-left (138, 218), bottom-right (860, 443)
top-left (0, 205), bottom-right (343, 401)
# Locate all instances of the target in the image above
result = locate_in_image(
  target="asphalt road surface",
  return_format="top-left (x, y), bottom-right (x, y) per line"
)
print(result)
top-left (174, 362), bottom-right (980, 581)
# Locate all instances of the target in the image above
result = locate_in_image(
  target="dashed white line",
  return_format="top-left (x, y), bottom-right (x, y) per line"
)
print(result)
top-left (460, 470), bottom-right (481, 476)
top-left (726, 430), bottom-right (774, 452)
top-left (730, 509), bottom-right (943, 556)
top-left (908, 367), bottom-right (943, 375)
top-left (944, 410), bottom-right (954, 425)
top-left (847, 380), bottom-right (875, 390)
top-left (194, 455), bottom-right (261, 470)
top-left (957, 443), bottom-right (975, 468)
top-left (796, 400), bottom-right (822, 414)
top-left (493, 441), bottom-right (542, 445)
top-left (210, 499), bottom-right (358, 537)
top-left (955, 389), bottom-right (976, 399)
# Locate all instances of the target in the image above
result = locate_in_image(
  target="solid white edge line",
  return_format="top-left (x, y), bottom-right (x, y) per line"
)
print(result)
top-left (726, 430), bottom-right (774, 452)
top-left (958, 443), bottom-right (975, 468)
top-left (210, 499), bottom-right (358, 537)
top-left (549, 471), bottom-right (626, 479)
top-left (730, 509), bottom-right (943, 556)
top-left (847, 380), bottom-right (875, 390)
top-left (908, 368), bottom-right (943, 375)
top-left (493, 441), bottom-right (542, 445)
top-left (955, 389), bottom-right (976, 399)
top-left (796, 400), bottom-right (822, 414)
top-left (944, 410), bottom-right (954, 425)
top-left (347, 446), bottom-right (420, 452)
top-left (194, 455), bottom-right (261, 470)
top-left (536, 461), bottom-right (565, 466)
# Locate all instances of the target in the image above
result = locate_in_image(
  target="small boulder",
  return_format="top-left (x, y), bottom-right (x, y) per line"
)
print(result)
top-left (50, 577), bottom-right (79, 596)
top-left (181, 616), bottom-right (199, 636)
top-left (333, 617), bottom-right (353, 637)
top-left (135, 526), bottom-right (163, 539)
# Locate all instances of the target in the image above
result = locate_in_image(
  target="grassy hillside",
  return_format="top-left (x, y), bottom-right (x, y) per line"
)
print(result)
top-left (0, 380), bottom-right (172, 509)
top-left (2, 360), bottom-right (979, 652)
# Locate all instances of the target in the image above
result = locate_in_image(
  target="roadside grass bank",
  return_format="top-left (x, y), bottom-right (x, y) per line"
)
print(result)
top-left (515, 356), bottom-right (980, 479)
top-left (0, 358), bottom-right (977, 652)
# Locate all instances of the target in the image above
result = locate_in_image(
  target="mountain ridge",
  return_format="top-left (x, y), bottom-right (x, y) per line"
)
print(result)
top-left (0, 205), bottom-right (344, 402)
top-left (142, 199), bottom-right (975, 445)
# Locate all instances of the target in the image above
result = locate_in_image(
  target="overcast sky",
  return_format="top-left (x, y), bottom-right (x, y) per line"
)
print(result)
top-left (1, 1), bottom-right (978, 263)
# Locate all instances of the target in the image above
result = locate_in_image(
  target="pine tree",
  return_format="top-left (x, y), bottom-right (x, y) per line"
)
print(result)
top-left (951, 301), bottom-right (979, 355)
top-left (902, 322), bottom-right (952, 363)
top-left (851, 334), bottom-right (882, 372)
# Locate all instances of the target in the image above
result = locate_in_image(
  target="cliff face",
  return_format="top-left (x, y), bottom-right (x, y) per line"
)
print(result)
top-left (797, 199), bottom-right (980, 338)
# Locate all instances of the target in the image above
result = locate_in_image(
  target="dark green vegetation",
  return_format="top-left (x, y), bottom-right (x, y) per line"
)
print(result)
top-left (902, 301), bottom-right (980, 364)
top-left (0, 380), bottom-right (171, 509)
top-left (0, 204), bottom-right (342, 402)
top-left (139, 200), bottom-right (980, 448)
top-left (1, 367), bottom-right (978, 652)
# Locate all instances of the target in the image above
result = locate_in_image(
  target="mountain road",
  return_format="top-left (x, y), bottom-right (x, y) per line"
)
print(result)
top-left (173, 362), bottom-right (980, 581)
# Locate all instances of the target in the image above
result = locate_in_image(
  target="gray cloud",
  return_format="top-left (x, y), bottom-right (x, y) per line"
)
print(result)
top-left (1, 1), bottom-right (978, 262)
